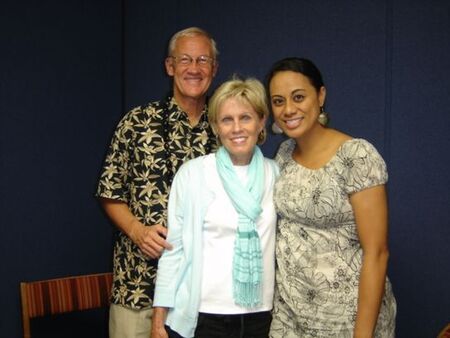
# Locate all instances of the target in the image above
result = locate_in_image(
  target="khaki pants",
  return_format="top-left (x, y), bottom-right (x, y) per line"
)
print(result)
top-left (109, 303), bottom-right (153, 338)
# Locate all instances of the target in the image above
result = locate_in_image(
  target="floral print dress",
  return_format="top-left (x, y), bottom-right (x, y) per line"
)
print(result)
top-left (270, 138), bottom-right (396, 338)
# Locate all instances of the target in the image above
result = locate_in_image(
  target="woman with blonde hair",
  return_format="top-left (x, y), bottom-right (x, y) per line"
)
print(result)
top-left (152, 76), bottom-right (279, 338)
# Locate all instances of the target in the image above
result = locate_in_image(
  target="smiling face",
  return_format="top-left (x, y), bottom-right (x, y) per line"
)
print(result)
top-left (165, 35), bottom-right (218, 106)
top-left (215, 97), bottom-right (266, 165)
top-left (269, 70), bottom-right (326, 140)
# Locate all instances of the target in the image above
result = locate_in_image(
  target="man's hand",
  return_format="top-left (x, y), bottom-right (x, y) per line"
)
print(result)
top-left (98, 198), bottom-right (173, 258)
top-left (129, 221), bottom-right (173, 258)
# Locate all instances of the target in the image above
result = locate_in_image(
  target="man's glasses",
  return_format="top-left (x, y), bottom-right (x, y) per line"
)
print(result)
top-left (169, 54), bottom-right (215, 67)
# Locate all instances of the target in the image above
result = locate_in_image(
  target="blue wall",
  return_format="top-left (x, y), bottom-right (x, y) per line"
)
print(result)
top-left (1, 0), bottom-right (121, 336)
top-left (1, 1), bottom-right (449, 337)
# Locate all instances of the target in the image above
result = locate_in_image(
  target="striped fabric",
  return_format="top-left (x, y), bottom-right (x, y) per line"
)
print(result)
top-left (439, 323), bottom-right (450, 338)
top-left (20, 272), bottom-right (113, 318)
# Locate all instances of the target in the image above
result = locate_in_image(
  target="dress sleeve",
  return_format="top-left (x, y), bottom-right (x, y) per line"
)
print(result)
top-left (338, 139), bottom-right (388, 195)
top-left (95, 108), bottom-right (140, 202)
top-left (274, 139), bottom-right (294, 170)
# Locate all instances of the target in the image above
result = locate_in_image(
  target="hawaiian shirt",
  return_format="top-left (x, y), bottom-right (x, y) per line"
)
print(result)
top-left (96, 97), bottom-right (217, 309)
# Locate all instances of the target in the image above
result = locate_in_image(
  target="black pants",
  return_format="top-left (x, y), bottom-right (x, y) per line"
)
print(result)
top-left (166, 311), bottom-right (272, 338)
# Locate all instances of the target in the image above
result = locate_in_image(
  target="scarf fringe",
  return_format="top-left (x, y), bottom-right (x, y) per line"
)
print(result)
top-left (233, 280), bottom-right (262, 308)
top-left (233, 227), bottom-right (263, 307)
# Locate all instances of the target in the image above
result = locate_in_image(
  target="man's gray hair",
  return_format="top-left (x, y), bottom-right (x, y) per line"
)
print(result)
top-left (167, 27), bottom-right (218, 59)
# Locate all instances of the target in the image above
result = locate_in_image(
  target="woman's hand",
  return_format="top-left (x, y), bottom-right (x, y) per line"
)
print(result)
top-left (151, 325), bottom-right (168, 338)
top-left (151, 307), bottom-right (169, 338)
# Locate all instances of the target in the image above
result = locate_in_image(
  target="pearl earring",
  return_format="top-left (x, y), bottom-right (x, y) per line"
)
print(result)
top-left (318, 107), bottom-right (329, 126)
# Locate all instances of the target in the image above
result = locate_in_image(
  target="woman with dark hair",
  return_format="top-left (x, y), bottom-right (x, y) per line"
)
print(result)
top-left (267, 57), bottom-right (396, 338)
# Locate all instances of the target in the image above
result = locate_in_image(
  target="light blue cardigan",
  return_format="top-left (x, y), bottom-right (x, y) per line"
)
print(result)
top-left (153, 153), bottom-right (278, 338)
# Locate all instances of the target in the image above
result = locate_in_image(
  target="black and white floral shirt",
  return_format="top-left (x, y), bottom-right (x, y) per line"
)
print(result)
top-left (97, 97), bottom-right (216, 309)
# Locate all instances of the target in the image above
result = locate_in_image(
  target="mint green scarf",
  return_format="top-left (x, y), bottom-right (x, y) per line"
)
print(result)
top-left (216, 146), bottom-right (264, 308)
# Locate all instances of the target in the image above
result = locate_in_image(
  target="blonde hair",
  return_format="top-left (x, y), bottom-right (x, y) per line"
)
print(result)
top-left (208, 76), bottom-right (269, 144)
top-left (167, 27), bottom-right (219, 59)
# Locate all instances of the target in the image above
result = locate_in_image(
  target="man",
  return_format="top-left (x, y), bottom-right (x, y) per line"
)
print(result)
top-left (96, 27), bottom-right (219, 338)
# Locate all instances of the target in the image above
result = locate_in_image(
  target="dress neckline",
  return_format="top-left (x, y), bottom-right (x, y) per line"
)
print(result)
top-left (288, 138), bottom-right (358, 171)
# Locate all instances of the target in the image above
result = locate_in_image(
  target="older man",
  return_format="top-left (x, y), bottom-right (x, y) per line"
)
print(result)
top-left (96, 27), bottom-right (219, 338)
